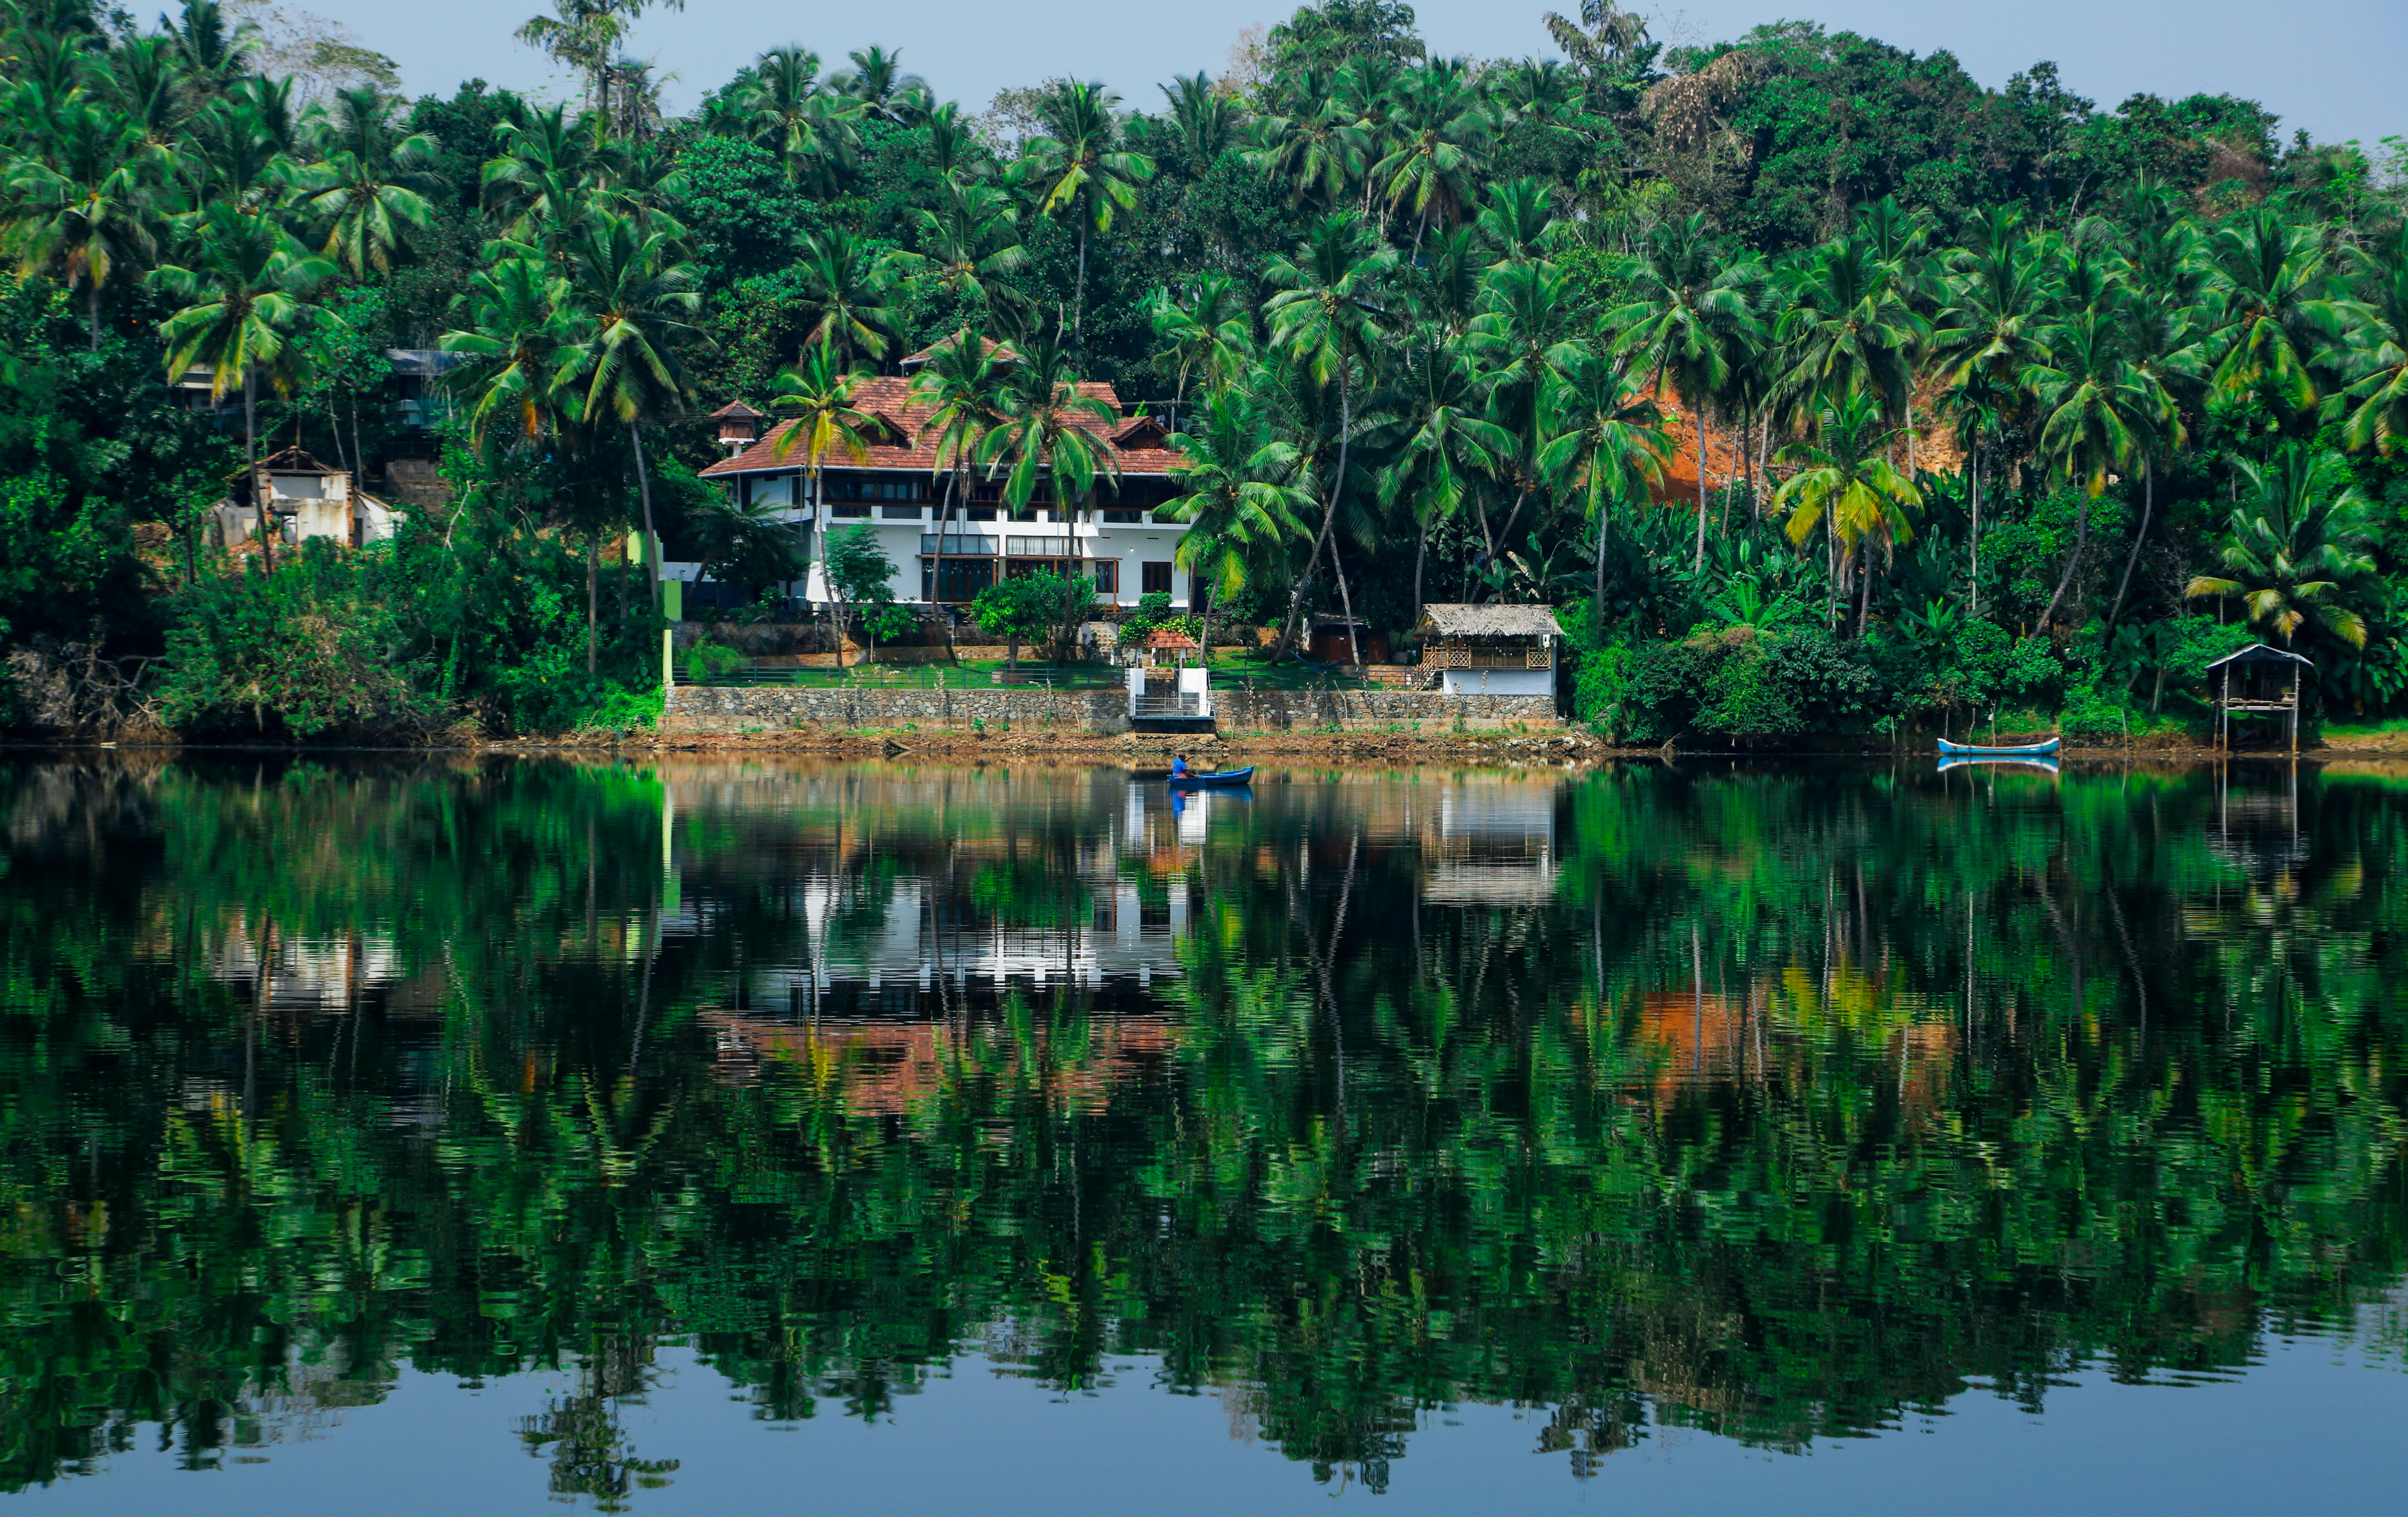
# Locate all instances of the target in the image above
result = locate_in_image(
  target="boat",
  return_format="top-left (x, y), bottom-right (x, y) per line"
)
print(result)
top-left (1167, 765), bottom-right (1255, 788)
top-left (1936, 736), bottom-right (2060, 758)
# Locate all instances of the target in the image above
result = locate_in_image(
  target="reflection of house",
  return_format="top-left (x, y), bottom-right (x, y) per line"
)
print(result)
top-left (1424, 778), bottom-right (1557, 904)
top-left (699, 1008), bottom-right (1176, 1114)
top-left (1415, 604), bottom-right (1560, 697)
top-left (209, 446), bottom-right (403, 550)
top-left (693, 336), bottom-right (1193, 610)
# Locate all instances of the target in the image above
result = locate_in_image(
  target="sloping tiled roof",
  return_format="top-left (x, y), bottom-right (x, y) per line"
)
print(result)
top-left (709, 400), bottom-right (764, 419)
top-left (1420, 603), bottom-right (1563, 638)
top-left (699, 373), bottom-right (1183, 481)
top-left (261, 445), bottom-right (338, 475)
top-left (1139, 627), bottom-right (1200, 649)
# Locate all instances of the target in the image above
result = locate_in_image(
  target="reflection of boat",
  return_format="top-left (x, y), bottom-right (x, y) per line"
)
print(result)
top-left (1937, 737), bottom-right (2059, 758)
top-left (1939, 755), bottom-right (2060, 778)
top-left (1167, 766), bottom-right (1254, 788)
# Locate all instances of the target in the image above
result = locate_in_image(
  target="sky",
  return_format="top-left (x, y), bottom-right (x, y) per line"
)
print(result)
top-left (294, 0), bottom-right (2403, 151)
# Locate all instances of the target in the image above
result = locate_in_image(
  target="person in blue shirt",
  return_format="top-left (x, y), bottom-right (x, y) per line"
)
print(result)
top-left (1170, 754), bottom-right (1190, 780)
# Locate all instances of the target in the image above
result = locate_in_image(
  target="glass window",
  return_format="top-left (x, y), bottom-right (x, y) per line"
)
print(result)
top-left (830, 503), bottom-right (869, 519)
top-left (1089, 560), bottom-right (1118, 594)
top-left (1142, 561), bottom-right (1172, 596)
top-left (880, 504), bottom-right (922, 519)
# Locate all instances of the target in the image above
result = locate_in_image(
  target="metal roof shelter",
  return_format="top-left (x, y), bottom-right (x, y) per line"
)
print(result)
top-left (2206, 643), bottom-right (2313, 752)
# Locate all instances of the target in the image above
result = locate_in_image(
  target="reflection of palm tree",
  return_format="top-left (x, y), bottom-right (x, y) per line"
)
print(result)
top-left (2184, 443), bottom-right (2379, 649)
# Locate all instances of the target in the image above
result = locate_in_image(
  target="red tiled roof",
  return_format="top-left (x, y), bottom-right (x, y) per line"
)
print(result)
top-left (1139, 628), bottom-right (1200, 649)
top-left (699, 373), bottom-right (1185, 481)
top-left (709, 400), bottom-right (764, 419)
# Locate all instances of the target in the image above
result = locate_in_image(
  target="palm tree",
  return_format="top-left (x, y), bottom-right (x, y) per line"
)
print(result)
top-left (2023, 308), bottom-right (2164, 635)
top-left (1772, 390), bottom-right (1922, 635)
top-left (1382, 331), bottom-right (1515, 623)
top-left (2204, 208), bottom-right (2342, 422)
top-left (7, 101), bottom-right (158, 347)
top-left (153, 203), bottom-right (337, 576)
top-left (975, 326), bottom-right (1122, 517)
top-left (1262, 212), bottom-right (1396, 660)
top-left (1370, 59), bottom-right (1492, 247)
top-left (829, 45), bottom-right (926, 124)
top-left (768, 339), bottom-right (879, 643)
top-left (1607, 213), bottom-right (1759, 568)
top-left (1474, 177), bottom-right (1559, 268)
top-left (2185, 443), bottom-right (2380, 649)
top-left (1242, 72), bottom-right (1365, 213)
top-left (728, 46), bottom-right (859, 189)
top-left (908, 328), bottom-right (1010, 532)
top-left (1160, 72), bottom-right (1240, 163)
top-left (557, 209), bottom-right (699, 615)
top-left (481, 101), bottom-right (604, 256)
top-left (1536, 347), bottom-right (1670, 621)
top-left (441, 254), bottom-right (604, 665)
top-left (299, 87), bottom-right (443, 277)
top-left (791, 227), bottom-right (899, 367)
top-left (1009, 81), bottom-right (1154, 341)
top-left (1938, 365), bottom-right (2010, 618)
top-left (1149, 272), bottom-right (1253, 426)
top-left (1465, 258), bottom-right (1579, 558)
top-left (2334, 226), bottom-right (2408, 455)
top-left (902, 180), bottom-right (1027, 318)
top-left (1159, 391), bottom-right (1314, 651)
top-left (1771, 233), bottom-right (1925, 430)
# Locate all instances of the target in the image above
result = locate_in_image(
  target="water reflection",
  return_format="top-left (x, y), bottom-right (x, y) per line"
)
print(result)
top-left (0, 755), bottom-right (2403, 1504)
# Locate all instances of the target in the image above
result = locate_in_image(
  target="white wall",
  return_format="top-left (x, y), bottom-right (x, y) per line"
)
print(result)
top-left (1440, 667), bottom-right (1554, 698)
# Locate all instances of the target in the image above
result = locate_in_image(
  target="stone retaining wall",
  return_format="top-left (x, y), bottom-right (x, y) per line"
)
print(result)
top-left (662, 685), bottom-right (1560, 734)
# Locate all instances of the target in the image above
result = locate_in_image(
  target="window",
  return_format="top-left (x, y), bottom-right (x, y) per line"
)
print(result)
top-left (880, 504), bottom-right (923, 519)
top-left (864, 477), bottom-right (921, 502)
top-left (1089, 560), bottom-right (1118, 595)
top-left (829, 503), bottom-right (870, 519)
top-left (1102, 508), bottom-right (1142, 524)
top-left (1141, 561), bottom-right (1172, 596)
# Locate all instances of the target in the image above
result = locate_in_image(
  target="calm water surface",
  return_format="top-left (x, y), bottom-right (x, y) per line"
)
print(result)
top-left (2, 755), bottom-right (2404, 1514)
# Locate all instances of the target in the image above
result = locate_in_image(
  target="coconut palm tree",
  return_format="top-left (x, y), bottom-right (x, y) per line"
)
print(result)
top-left (791, 227), bottom-right (899, 367)
top-left (975, 325), bottom-right (1122, 516)
top-left (481, 100), bottom-right (604, 256)
top-left (1382, 330), bottom-right (1515, 622)
top-left (828, 45), bottom-right (926, 125)
top-left (1242, 72), bottom-right (1365, 214)
top-left (153, 201), bottom-right (338, 576)
top-left (908, 328), bottom-right (1010, 531)
top-left (1772, 390), bottom-right (1922, 635)
top-left (1149, 272), bottom-right (1253, 426)
top-left (7, 101), bottom-right (159, 347)
top-left (1607, 212), bottom-right (1760, 568)
top-left (1262, 212), bottom-right (1396, 659)
top-left (901, 180), bottom-right (1027, 318)
top-left (1160, 391), bottom-right (1314, 650)
top-left (1771, 233), bottom-right (1926, 431)
top-left (1536, 346), bottom-right (1670, 619)
top-left (2333, 226), bottom-right (2408, 455)
top-left (728, 46), bottom-right (859, 189)
top-left (2204, 208), bottom-right (2343, 423)
top-left (2023, 307), bottom-right (2165, 634)
top-left (1465, 258), bottom-right (1579, 556)
top-left (2184, 443), bottom-right (2380, 649)
top-left (1160, 72), bottom-right (1240, 163)
top-left (557, 208), bottom-right (699, 614)
top-left (1370, 58), bottom-right (1492, 247)
top-left (298, 86), bottom-right (443, 277)
top-left (1009, 80), bottom-right (1154, 341)
top-left (768, 339), bottom-right (879, 605)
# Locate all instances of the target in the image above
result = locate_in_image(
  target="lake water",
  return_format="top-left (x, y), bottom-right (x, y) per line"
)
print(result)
top-left (2, 755), bottom-right (2403, 1514)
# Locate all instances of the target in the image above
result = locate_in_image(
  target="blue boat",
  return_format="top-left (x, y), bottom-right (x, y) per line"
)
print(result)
top-left (1167, 765), bottom-right (1255, 789)
top-left (1937, 737), bottom-right (2060, 759)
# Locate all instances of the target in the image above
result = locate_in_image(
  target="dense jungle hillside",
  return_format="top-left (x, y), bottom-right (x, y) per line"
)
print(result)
top-left (2, 0), bottom-right (2404, 741)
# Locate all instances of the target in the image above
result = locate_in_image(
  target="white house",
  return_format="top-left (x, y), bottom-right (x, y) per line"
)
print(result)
top-left (692, 338), bottom-right (1193, 613)
top-left (209, 445), bottom-right (403, 550)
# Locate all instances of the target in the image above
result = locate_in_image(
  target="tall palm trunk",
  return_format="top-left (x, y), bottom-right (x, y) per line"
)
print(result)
top-left (1335, 545), bottom-right (1361, 666)
top-left (1967, 452), bottom-right (1981, 618)
top-left (2108, 456), bottom-right (2151, 631)
top-left (586, 525), bottom-right (599, 675)
top-left (1074, 226), bottom-right (1087, 342)
top-left (1692, 405), bottom-right (1709, 572)
top-left (2035, 493), bottom-right (2091, 637)
top-left (629, 419), bottom-right (661, 610)
top-left (1412, 518), bottom-right (1429, 630)
top-left (246, 369), bottom-right (274, 577)
top-left (1275, 369), bottom-right (1352, 659)
top-left (87, 283), bottom-right (101, 351)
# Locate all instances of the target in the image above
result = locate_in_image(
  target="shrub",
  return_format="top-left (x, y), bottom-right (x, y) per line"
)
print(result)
top-left (1620, 626), bottom-right (1892, 745)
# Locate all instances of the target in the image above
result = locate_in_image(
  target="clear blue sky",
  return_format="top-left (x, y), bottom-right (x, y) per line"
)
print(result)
top-left (308, 0), bottom-right (2403, 150)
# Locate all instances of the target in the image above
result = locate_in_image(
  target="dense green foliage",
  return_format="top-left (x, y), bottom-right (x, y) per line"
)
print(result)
top-left (0, 758), bottom-right (2401, 1495)
top-left (3, 0), bottom-right (2407, 738)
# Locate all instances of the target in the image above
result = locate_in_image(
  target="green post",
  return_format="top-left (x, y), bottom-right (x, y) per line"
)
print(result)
top-left (662, 578), bottom-right (682, 698)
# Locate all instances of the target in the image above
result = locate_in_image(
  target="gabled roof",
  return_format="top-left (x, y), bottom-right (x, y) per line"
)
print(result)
top-left (1139, 627), bottom-right (1200, 649)
top-left (709, 400), bottom-right (765, 420)
top-left (2206, 642), bottom-right (2313, 670)
top-left (260, 445), bottom-right (338, 475)
top-left (699, 373), bottom-right (1185, 481)
top-left (1419, 603), bottom-right (1562, 638)
top-left (900, 333), bottom-right (1020, 370)
top-left (1113, 415), bottom-right (1171, 448)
